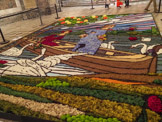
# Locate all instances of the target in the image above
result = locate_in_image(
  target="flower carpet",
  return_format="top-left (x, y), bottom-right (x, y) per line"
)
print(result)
top-left (0, 13), bottom-right (162, 122)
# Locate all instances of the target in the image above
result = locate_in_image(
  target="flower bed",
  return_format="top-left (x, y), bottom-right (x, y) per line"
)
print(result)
top-left (0, 100), bottom-right (61, 122)
top-left (0, 76), bottom-right (161, 121)
top-left (0, 82), bottom-right (142, 122)
top-left (0, 13), bottom-right (162, 121)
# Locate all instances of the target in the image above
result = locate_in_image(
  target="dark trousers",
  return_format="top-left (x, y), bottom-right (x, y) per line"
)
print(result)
top-left (125, 0), bottom-right (129, 6)
top-left (105, 4), bottom-right (109, 8)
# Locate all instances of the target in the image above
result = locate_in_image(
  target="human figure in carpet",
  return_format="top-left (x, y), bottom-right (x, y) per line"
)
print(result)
top-left (145, 0), bottom-right (158, 12)
top-left (72, 24), bottom-right (115, 55)
top-left (34, 30), bottom-right (72, 48)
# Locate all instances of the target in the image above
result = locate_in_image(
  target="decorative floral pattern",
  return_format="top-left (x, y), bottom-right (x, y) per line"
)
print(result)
top-left (129, 37), bottom-right (138, 41)
top-left (0, 60), bottom-right (7, 67)
top-left (0, 93), bottom-right (84, 118)
top-left (0, 60), bottom-right (7, 64)
top-left (128, 27), bottom-right (138, 41)
top-left (147, 95), bottom-right (162, 113)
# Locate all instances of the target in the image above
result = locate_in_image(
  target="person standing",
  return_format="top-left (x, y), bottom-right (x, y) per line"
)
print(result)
top-left (105, 0), bottom-right (111, 9)
top-left (116, 0), bottom-right (123, 8)
top-left (145, 0), bottom-right (158, 12)
top-left (125, 0), bottom-right (129, 7)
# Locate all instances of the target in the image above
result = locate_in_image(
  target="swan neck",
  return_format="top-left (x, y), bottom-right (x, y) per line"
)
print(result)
top-left (136, 43), bottom-right (147, 48)
top-left (20, 44), bottom-right (30, 51)
top-left (32, 48), bottom-right (46, 61)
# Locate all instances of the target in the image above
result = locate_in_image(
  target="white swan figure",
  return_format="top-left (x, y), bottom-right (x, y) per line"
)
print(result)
top-left (101, 41), bottom-right (116, 50)
top-left (141, 37), bottom-right (151, 42)
top-left (157, 49), bottom-right (162, 55)
top-left (0, 43), bottom-right (34, 57)
top-left (130, 43), bottom-right (156, 54)
top-left (1, 47), bottom-right (87, 77)
top-left (111, 19), bottom-right (121, 23)
top-left (2, 48), bottom-right (47, 77)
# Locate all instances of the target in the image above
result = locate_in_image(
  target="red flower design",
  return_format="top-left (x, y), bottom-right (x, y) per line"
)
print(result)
top-left (148, 96), bottom-right (162, 113)
top-left (103, 17), bottom-right (108, 19)
top-left (68, 30), bottom-right (72, 33)
top-left (61, 31), bottom-right (65, 33)
top-left (41, 35), bottom-right (64, 46)
top-left (129, 27), bottom-right (135, 31)
top-left (59, 18), bottom-right (65, 21)
top-left (61, 21), bottom-right (65, 24)
top-left (129, 37), bottom-right (134, 41)
top-left (133, 37), bottom-right (138, 40)
top-left (129, 37), bottom-right (138, 41)
top-left (59, 19), bottom-right (63, 21)
top-left (82, 16), bottom-right (85, 18)
top-left (56, 36), bottom-right (64, 40)
top-left (0, 60), bottom-right (7, 64)
top-left (80, 21), bottom-right (84, 23)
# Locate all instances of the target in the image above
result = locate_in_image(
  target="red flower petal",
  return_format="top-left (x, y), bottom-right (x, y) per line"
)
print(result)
top-left (0, 60), bottom-right (7, 64)
top-left (129, 27), bottom-right (135, 31)
top-left (61, 21), bottom-right (65, 24)
top-left (148, 96), bottom-right (162, 113)
top-left (133, 37), bottom-right (138, 40)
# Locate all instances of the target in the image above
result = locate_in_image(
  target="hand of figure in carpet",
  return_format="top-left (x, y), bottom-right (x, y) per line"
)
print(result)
top-left (79, 34), bottom-right (88, 38)
top-left (58, 30), bottom-right (71, 36)
top-left (98, 35), bottom-right (107, 41)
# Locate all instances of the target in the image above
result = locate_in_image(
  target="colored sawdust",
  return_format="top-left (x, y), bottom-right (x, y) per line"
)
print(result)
top-left (92, 78), bottom-right (146, 85)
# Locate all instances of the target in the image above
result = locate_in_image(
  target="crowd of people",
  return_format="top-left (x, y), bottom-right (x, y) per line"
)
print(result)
top-left (105, 0), bottom-right (158, 13)
top-left (105, 0), bottom-right (130, 9)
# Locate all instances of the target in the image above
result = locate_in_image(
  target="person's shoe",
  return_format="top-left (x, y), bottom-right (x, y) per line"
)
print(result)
top-left (155, 10), bottom-right (158, 13)
top-left (145, 9), bottom-right (150, 11)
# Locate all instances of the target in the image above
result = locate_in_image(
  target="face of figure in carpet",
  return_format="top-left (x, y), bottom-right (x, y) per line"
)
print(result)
top-left (102, 24), bottom-right (115, 30)
top-left (90, 31), bottom-right (96, 34)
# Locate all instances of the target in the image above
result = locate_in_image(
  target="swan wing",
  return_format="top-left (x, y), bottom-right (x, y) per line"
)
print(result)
top-left (141, 37), bottom-right (151, 42)
top-left (110, 45), bottom-right (115, 50)
top-left (36, 60), bottom-right (52, 69)
top-left (26, 60), bottom-right (46, 76)
top-left (44, 56), bottom-right (61, 65)
top-left (2, 64), bottom-right (39, 76)
top-left (0, 47), bottom-right (20, 56)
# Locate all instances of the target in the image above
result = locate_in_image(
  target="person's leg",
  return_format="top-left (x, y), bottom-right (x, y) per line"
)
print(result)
top-left (145, 0), bottom-right (153, 10)
top-left (153, 0), bottom-right (158, 12)
top-left (126, 1), bottom-right (128, 7)
top-left (127, 0), bottom-right (129, 6)
top-left (105, 4), bottom-right (108, 8)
